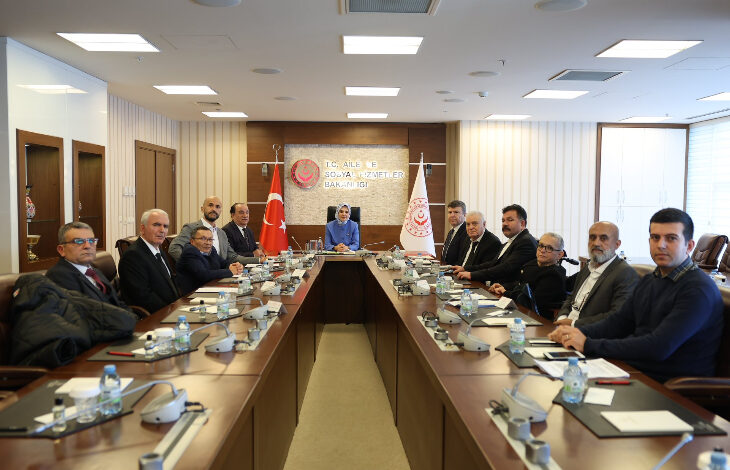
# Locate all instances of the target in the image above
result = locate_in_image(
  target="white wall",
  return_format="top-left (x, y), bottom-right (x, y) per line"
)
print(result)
top-left (451, 120), bottom-right (597, 274)
top-left (0, 37), bottom-right (107, 273)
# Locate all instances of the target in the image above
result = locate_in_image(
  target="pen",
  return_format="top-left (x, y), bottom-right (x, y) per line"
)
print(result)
top-left (596, 380), bottom-right (631, 385)
top-left (107, 351), bottom-right (134, 357)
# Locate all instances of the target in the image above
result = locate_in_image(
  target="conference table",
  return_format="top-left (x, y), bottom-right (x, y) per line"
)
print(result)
top-left (1, 255), bottom-right (728, 469)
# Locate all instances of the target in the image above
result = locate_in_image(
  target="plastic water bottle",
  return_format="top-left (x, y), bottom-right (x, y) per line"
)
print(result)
top-left (317, 236), bottom-right (323, 251)
top-left (241, 270), bottom-right (252, 292)
top-left (52, 397), bottom-right (67, 432)
top-left (99, 364), bottom-right (122, 416)
top-left (237, 278), bottom-right (246, 295)
top-left (174, 315), bottom-right (191, 352)
top-left (261, 262), bottom-right (270, 279)
top-left (217, 291), bottom-right (229, 320)
top-left (287, 245), bottom-right (293, 259)
top-left (197, 299), bottom-right (207, 321)
top-left (562, 357), bottom-right (586, 404)
top-left (707, 450), bottom-right (727, 470)
top-left (509, 317), bottom-right (525, 354)
top-left (436, 272), bottom-right (445, 295)
top-left (144, 334), bottom-right (155, 360)
top-left (460, 289), bottom-right (474, 318)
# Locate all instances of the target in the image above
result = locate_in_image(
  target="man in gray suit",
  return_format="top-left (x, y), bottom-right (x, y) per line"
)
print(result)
top-left (168, 196), bottom-right (262, 265)
top-left (554, 221), bottom-right (639, 327)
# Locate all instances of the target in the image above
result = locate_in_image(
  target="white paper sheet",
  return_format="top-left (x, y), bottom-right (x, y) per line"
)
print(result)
top-left (524, 346), bottom-right (572, 359)
top-left (266, 300), bottom-right (283, 312)
top-left (601, 410), bottom-right (693, 433)
top-left (195, 287), bottom-right (237, 293)
top-left (188, 297), bottom-right (217, 305)
top-left (55, 377), bottom-right (134, 395)
top-left (534, 358), bottom-right (629, 379)
top-left (292, 269), bottom-right (306, 278)
top-left (584, 387), bottom-right (615, 406)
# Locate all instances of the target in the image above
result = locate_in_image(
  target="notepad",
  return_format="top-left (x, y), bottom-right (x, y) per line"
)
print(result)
top-left (524, 346), bottom-right (573, 359)
top-left (195, 287), bottom-right (237, 293)
top-left (583, 387), bottom-right (615, 406)
top-left (534, 358), bottom-right (629, 379)
top-left (601, 410), bottom-right (693, 433)
top-left (54, 377), bottom-right (134, 395)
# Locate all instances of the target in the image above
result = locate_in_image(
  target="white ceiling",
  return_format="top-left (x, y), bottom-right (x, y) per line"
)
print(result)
top-left (1, 0), bottom-right (729, 123)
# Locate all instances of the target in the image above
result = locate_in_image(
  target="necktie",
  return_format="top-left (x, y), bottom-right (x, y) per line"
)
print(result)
top-left (155, 253), bottom-right (171, 277)
top-left (443, 228), bottom-right (455, 258)
top-left (85, 268), bottom-right (107, 294)
top-left (463, 240), bottom-right (478, 266)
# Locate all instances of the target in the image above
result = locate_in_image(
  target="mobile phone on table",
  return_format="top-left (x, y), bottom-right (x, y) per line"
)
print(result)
top-left (544, 351), bottom-right (585, 360)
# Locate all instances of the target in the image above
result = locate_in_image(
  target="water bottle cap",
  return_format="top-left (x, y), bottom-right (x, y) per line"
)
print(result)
top-left (514, 317), bottom-right (522, 324)
top-left (177, 315), bottom-right (186, 321)
top-left (199, 299), bottom-right (205, 304)
top-left (567, 357), bottom-right (579, 366)
top-left (103, 364), bottom-right (116, 374)
top-left (54, 397), bottom-right (64, 406)
top-left (464, 289), bottom-right (470, 294)
top-left (244, 269), bottom-right (248, 274)
top-left (147, 334), bottom-right (153, 340)
top-left (219, 291), bottom-right (225, 295)
top-left (711, 452), bottom-right (727, 464)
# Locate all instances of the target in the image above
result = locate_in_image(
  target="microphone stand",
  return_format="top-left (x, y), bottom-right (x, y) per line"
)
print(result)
top-left (290, 235), bottom-right (303, 252)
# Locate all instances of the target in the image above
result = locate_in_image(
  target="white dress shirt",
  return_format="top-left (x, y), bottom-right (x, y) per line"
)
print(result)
top-left (201, 218), bottom-right (220, 254)
top-left (497, 232), bottom-right (519, 259)
top-left (461, 233), bottom-right (485, 266)
top-left (558, 254), bottom-right (617, 325)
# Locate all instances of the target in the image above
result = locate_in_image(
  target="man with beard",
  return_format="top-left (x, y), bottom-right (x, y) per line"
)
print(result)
top-left (168, 196), bottom-right (261, 265)
top-left (553, 221), bottom-right (638, 327)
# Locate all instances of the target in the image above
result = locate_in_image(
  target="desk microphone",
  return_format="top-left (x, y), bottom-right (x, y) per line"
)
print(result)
top-left (561, 257), bottom-right (579, 265)
top-left (290, 235), bottom-right (303, 252)
top-left (651, 432), bottom-right (693, 470)
top-left (361, 241), bottom-right (385, 249)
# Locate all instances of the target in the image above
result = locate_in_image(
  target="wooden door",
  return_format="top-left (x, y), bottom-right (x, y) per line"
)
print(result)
top-left (135, 141), bottom-right (176, 232)
top-left (73, 140), bottom-right (106, 250)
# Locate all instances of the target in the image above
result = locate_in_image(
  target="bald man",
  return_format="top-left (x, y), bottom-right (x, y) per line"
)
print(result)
top-left (169, 196), bottom-right (261, 266)
top-left (554, 221), bottom-right (639, 327)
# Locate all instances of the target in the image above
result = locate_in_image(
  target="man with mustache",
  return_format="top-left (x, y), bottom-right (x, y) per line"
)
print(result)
top-left (168, 196), bottom-right (261, 265)
top-left (222, 203), bottom-right (265, 258)
top-left (453, 204), bottom-right (537, 284)
top-left (550, 209), bottom-right (723, 382)
top-left (553, 221), bottom-right (639, 327)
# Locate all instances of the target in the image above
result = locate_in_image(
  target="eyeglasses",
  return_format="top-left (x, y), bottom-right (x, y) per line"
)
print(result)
top-left (63, 238), bottom-right (99, 246)
top-left (193, 237), bottom-right (215, 243)
top-left (537, 243), bottom-right (559, 253)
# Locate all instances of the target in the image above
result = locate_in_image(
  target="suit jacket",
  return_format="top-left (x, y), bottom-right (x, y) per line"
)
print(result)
top-left (466, 229), bottom-right (537, 284)
top-left (118, 237), bottom-right (180, 313)
top-left (457, 230), bottom-right (501, 267)
top-left (442, 223), bottom-right (468, 265)
top-left (557, 256), bottom-right (639, 327)
top-left (222, 221), bottom-right (258, 257)
top-left (175, 244), bottom-right (233, 295)
top-left (46, 258), bottom-right (128, 310)
top-left (503, 259), bottom-right (566, 319)
top-left (168, 220), bottom-right (259, 265)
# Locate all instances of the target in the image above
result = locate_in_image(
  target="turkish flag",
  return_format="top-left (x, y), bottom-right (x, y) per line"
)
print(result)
top-left (259, 164), bottom-right (288, 255)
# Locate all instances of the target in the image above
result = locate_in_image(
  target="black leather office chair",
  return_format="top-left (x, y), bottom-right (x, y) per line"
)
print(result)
top-left (327, 206), bottom-right (361, 225)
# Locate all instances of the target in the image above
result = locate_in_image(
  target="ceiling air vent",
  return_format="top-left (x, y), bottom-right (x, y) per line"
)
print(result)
top-left (341, 0), bottom-right (441, 15)
top-left (549, 70), bottom-right (627, 82)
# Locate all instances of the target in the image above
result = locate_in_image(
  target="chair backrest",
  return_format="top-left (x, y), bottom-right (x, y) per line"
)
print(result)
top-left (631, 264), bottom-right (655, 278)
top-left (91, 251), bottom-right (119, 292)
top-left (691, 233), bottom-right (728, 270)
top-left (720, 246), bottom-right (729, 273)
top-left (327, 206), bottom-right (361, 225)
top-left (0, 273), bottom-right (22, 365)
top-left (115, 236), bottom-right (138, 259)
top-left (716, 286), bottom-right (730, 377)
top-left (163, 234), bottom-right (177, 273)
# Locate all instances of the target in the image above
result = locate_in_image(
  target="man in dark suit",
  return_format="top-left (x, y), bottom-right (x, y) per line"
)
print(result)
top-left (441, 200), bottom-right (468, 265)
top-left (455, 204), bottom-right (537, 284)
top-left (168, 196), bottom-right (260, 265)
top-left (118, 209), bottom-right (180, 313)
top-left (457, 211), bottom-right (501, 267)
top-left (554, 221), bottom-right (639, 327)
top-left (176, 227), bottom-right (244, 295)
top-left (222, 203), bottom-right (264, 258)
top-left (46, 221), bottom-right (128, 309)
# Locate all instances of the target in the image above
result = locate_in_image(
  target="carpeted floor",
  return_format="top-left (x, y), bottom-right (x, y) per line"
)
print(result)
top-left (283, 324), bottom-right (410, 470)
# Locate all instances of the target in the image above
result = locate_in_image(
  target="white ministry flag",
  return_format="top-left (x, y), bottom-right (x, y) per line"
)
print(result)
top-left (400, 155), bottom-right (435, 256)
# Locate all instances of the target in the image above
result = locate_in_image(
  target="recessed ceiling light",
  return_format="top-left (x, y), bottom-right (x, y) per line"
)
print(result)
top-left (698, 92), bottom-right (730, 101)
top-left (18, 84), bottom-right (87, 94)
top-left (596, 40), bottom-right (702, 59)
top-left (154, 85), bottom-right (217, 95)
top-left (347, 113), bottom-right (389, 119)
top-left (192, 0), bottom-right (241, 6)
top-left (485, 114), bottom-right (531, 120)
top-left (275, 96), bottom-right (297, 101)
top-left (436, 90), bottom-right (455, 94)
top-left (342, 36), bottom-right (423, 55)
top-left (58, 33), bottom-right (159, 52)
top-left (202, 111), bottom-right (248, 118)
top-left (534, 0), bottom-right (587, 12)
top-left (620, 116), bottom-right (670, 123)
top-left (252, 68), bottom-right (282, 74)
top-left (523, 89), bottom-right (588, 99)
top-left (345, 87), bottom-right (400, 96)
top-left (443, 98), bottom-right (465, 103)
top-left (469, 71), bottom-right (500, 78)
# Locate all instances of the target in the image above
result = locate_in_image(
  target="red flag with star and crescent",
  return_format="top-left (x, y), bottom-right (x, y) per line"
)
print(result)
top-left (259, 163), bottom-right (288, 255)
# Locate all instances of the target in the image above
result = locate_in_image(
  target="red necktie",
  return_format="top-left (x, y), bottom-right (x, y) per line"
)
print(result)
top-left (85, 268), bottom-right (108, 294)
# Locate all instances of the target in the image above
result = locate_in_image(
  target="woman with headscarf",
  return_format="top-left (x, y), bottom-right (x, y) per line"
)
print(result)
top-left (325, 203), bottom-right (360, 252)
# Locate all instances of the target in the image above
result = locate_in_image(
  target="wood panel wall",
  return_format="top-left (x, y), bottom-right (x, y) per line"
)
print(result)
top-left (246, 122), bottom-right (446, 250)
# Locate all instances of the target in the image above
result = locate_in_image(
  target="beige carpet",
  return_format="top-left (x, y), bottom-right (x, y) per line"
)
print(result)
top-left (283, 324), bottom-right (410, 470)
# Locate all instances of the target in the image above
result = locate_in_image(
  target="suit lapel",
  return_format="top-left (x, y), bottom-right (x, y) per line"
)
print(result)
top-left (140, 239), bottom-right (178, 295)
top-left (581, 257), bottom-right (619, 308)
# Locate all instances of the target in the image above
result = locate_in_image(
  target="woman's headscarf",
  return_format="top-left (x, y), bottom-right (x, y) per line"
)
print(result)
top-left (335, 202), bottom-right (351, 225)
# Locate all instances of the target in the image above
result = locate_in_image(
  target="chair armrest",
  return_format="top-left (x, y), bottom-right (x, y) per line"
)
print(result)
top-left (664, 377), bottom-right (730, 400)
top-left (130, 305), bottom-right (151, 319)
top-left (0, 366), bottom-right (48, 390)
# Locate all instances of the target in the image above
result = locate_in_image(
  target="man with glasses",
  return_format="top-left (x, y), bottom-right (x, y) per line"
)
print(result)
top-left (169, 196), bottom-right (262, 266)
top-left (175, 227), bottom-right (244, 295)
top-left (118, 209), bottom-right (180, 313)
top-left (553, 221), bottom-right (638, 327)
top-left (46, 222), bottom-right (128, 309)
top-left (488, 232), bottom-right (567, 318)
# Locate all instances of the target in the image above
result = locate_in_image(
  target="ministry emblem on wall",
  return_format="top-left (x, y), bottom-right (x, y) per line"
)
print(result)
top-left (290, 159), bottom-right (320, 189)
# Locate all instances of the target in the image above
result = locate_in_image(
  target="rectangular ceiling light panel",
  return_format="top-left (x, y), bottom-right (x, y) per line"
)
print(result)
top-left (347, 113), bottom-right (389, 118)
top-left (343, 36), bottom-right (423, 54)
top-left (523, 89), bottom-right (588, 99)
top-left (620, 116), bottom-right (670, 123)
top-left (203, 111), bottom-right (248, 117)
top-left (699, 92), bottom-right (730, 101)
top-left (58, 33), bottom-right (159, 52)
top-left (345, 87), bottom-right (400, 96)
top-left (485, 114), bottom-right (531, 120)
top-left (597, 40), bottom-right (702, 59)
top-left (154, 85), bottom-right (217, 95)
